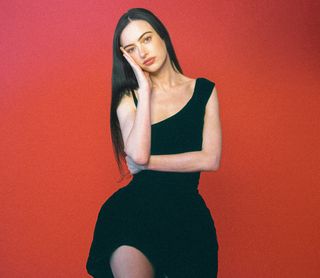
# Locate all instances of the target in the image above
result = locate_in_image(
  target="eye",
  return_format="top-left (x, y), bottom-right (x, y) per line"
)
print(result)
top-left (144, 36), bottom-right (152, 43)
top-left (127, 47), bottom-right (134, 53)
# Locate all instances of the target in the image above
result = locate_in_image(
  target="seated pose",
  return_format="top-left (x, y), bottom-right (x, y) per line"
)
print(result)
top-left (86, 7), bottom-right (222, 278)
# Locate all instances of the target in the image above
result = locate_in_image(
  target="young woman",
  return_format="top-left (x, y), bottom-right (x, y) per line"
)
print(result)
top-left (86, 7), bottom-right (222, 278)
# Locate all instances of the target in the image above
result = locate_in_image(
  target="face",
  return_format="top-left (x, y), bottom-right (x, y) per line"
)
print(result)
top-left (119, 20), bottom-right (168, 71)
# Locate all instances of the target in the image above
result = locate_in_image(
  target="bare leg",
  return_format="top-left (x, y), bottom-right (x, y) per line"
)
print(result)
top-left (109, 245), bottom-right (155, 278)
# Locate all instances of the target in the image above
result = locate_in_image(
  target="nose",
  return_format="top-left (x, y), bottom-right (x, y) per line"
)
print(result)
top-left (138, 44), bottom-right (147, 58)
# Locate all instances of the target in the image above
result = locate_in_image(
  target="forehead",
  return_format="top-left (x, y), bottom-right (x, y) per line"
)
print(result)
top-left (120, 20), bottom-right (155, 45)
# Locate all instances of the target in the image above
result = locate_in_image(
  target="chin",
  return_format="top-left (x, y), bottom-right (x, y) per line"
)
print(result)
top-left (148, 58), bottom-right (166, 73)
top-left (143, 64), bottom-right (158, 73)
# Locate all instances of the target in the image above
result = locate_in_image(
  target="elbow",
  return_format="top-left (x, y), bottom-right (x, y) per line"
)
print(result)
top-left (205, 155), bottom-right (221, 171)
top-left (206, 163), bottom-right (220, 171)
top-left (132, 154), bottom-right (149, 165)
top-left (211, 162), bottom-right (220, 171)
top-left (125, 147), bottom-right (149, 165)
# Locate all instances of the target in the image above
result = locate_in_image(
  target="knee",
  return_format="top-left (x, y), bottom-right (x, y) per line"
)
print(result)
top-left (109, 245), bottom-right (155, 278)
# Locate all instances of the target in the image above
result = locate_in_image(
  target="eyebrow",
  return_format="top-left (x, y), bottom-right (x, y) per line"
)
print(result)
top-left (123, 31), bottom-right (153, 49)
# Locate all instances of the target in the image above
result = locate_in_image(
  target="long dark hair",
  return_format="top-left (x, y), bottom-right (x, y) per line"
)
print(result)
top-left (110, 7), bottom-right (183, 182)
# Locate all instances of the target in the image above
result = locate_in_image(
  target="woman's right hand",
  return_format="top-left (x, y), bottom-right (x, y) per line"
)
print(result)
top-left (120, 46), bottom-right (152, 93)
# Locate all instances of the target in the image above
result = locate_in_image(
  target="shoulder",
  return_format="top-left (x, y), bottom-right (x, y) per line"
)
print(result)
top-left (169, 75), bottom-right (215, 88)
top-left (116, 90), bottom-right (137, 125)
top-left (195, 77), bottom-right (217, 105)
top-left (117, 89), bottom-right (137, 111)
top-left (197, 77), bottom-right (215, 88)
top-left (179, 75), bottom-right (201, 92)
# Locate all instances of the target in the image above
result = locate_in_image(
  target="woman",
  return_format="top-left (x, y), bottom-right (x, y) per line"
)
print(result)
top-left (86, 7), bottom-right (222, 278)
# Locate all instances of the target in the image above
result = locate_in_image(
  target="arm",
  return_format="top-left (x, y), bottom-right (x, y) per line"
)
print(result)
top-left (145, 86), bottom-right (222, 172)
top-left (145, 151), bottom-right (209, 172)
top-left (117, 89), bottom-right (151, 164)
top-left (117, 47), bottom-right (153, 165)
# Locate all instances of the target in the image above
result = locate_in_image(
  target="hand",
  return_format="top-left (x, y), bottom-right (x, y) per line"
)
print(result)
top-left (120, 46), bottom-right (152, 93)
top-left (125, 155), bottom-right (147, 175)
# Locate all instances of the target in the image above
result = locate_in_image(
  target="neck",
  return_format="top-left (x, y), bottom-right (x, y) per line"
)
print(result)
top-left (149, 54), bottom-right (183, 91)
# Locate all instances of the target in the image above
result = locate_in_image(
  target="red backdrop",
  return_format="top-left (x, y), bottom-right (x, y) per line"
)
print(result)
top-left (1, 1), bottom-right (319, 277)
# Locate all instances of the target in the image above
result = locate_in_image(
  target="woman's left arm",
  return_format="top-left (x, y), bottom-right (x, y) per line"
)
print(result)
top-left (128, 86), bottom-right (222, 173)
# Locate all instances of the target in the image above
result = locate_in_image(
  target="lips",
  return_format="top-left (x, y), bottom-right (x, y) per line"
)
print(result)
top-left (143, 57), bottom-right (155, 65)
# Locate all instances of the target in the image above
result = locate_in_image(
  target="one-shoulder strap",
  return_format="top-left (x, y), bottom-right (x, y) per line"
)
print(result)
top-left (131, 89), bottom-right (138, 107)
top-left (197, 77), bottom-right (215, 107)
top-left (131, 79), bottom-right (214, 109)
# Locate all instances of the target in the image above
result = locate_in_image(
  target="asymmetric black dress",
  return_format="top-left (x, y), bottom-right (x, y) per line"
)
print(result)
top-left (86, 77), bottom-right (219, 277)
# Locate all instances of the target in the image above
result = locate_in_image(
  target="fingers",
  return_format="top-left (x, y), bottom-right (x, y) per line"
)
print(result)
top-left (120, 47), bottom-right (146, 75)
top-left (120, 46), bottom-right (129, 59)
top-left (119, 47), bottom-right (152, 97)
top-left (120, 46), bottom-right (138, 68)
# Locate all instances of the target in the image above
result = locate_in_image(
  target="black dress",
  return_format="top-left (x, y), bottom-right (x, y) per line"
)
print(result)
top-left (86, 77), bottom-right (219, 277)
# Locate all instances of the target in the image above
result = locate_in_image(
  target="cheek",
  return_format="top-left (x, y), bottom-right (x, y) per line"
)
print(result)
top-left (129, 53), bottom-right (139, 63)
top-left (151, 41), bottom-right (165, 57)
top-left (158, 41), bottom-right (167, 55)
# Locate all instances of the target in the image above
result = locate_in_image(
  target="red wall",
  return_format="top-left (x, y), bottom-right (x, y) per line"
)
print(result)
top-left (1, 1), bottom-right (319, 277)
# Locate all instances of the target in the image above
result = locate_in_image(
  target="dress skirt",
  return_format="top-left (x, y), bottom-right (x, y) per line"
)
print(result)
top-left (86, 178), bottom-right (219, 277)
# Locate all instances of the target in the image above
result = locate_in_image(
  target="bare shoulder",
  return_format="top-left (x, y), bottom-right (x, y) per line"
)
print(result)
top-left (204, 83), bottom-right (220, 126)
top-left (117, 90), bottom-right (137, 113)
top-left (116, 90), bottom-right (137, 129)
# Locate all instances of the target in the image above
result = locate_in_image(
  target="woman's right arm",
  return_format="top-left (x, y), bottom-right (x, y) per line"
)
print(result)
top-left (116, 89), bottom-right (151, 165)
top-left (116, 46), bottom-right (153, 165)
